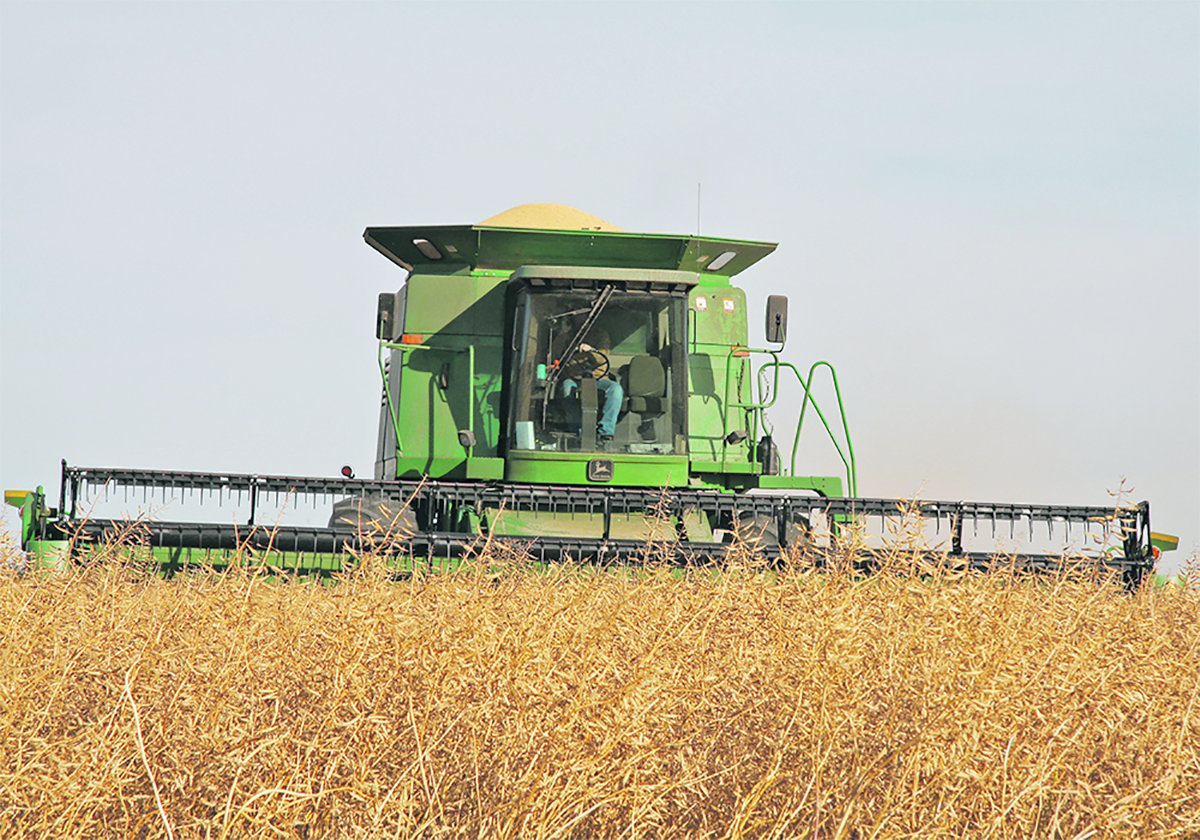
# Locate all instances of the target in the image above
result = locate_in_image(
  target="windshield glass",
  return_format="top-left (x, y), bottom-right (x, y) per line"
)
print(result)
top-left (509, 287), bottom-right (688, 455)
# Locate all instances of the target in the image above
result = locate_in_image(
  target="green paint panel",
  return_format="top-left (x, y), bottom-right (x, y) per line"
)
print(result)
top-left (378, 272), bottom-right (507, 479)
top-left (686, 286), bottom-right (754, 466)
top-left (466, 458), bottom-right (505, 480)
top-left (387, 334), bottom-right (504, 474)
top-left (690, 463), bottom-right (758, 481)
top-left (755, 475), bottom-right (844, 497)
top-left (690, 287), bottom-right (748, 345)
top-left (394, 457), bottom-right (468, 480)
top-left (391, 457), bottom-right (505, 480)
top-left (688, 351), bottom-right (753, 462)
top-left (403, 274), bottom-right (507, 336)
top-left (505, 451), bottom-right (690, 487)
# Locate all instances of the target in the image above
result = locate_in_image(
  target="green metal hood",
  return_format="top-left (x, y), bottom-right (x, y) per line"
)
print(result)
top-left (364, 223), bottom-right (777, 277)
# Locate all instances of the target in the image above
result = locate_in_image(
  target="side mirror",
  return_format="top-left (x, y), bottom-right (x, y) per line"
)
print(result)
top-left (765, 295), bottom-right (788, 346)
top-left (377, 292), bottom-right (401, 341)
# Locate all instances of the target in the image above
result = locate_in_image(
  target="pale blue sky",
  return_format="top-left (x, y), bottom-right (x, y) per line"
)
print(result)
top-left (2, 2), bottom-right (1197, 572)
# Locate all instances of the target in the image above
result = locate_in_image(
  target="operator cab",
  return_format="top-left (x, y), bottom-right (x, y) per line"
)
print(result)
top-left (507, 268), bottom-right (693, 456)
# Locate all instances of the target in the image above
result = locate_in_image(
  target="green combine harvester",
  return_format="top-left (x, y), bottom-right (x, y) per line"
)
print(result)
top-left (6, 205), bottom-right (1175, 584)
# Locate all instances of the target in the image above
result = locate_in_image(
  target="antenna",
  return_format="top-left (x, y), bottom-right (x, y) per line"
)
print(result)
top-left (696, 182), bottom-right (702, 234)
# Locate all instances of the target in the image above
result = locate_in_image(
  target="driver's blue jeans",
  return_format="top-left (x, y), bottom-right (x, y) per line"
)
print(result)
top-left (561, 377), bottom-right (623, 437)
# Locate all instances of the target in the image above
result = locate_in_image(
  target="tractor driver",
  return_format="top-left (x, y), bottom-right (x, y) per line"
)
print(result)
top-left (555, 326), bottom-right (623, 446)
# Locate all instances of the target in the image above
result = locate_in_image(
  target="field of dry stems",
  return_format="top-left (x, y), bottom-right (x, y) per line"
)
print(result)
top-left (1, 532), bottom-right (1198, 839)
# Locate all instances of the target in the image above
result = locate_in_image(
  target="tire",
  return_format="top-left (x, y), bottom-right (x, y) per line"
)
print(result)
top-left (328, 495), bottom-right (417, 536)
top-left (733, 509), bottom-right (810, 548)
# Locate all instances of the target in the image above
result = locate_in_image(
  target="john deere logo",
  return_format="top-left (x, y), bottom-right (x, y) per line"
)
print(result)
top-left (587, 459), bottom-right (614, 482)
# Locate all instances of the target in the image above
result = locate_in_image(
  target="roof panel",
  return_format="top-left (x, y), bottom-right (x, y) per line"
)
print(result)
top-left (363, 224), bottom-right (777, 277)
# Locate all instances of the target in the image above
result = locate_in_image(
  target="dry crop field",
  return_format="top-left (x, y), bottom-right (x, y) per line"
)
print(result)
top-left (1, 537), bottom-right (1198, 839)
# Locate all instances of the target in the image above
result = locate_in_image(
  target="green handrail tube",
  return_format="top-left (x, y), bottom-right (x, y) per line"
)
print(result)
top-left (754, 359), bottom-right (857, 497)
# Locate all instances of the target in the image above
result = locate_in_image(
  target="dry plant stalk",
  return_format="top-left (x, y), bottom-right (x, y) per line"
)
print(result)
top-left (1, 534), bottom-right (1197, 839)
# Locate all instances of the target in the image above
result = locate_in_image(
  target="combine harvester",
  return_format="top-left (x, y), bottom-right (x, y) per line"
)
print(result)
top-left (6, 205), bottom-right (1176, 584)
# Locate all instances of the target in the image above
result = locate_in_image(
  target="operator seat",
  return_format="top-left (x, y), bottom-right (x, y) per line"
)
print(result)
top-left (623, 355), bottom-right (666, 419)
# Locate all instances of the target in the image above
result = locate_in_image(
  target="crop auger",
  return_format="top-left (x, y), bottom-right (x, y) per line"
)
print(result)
top-left (6, 205), bottom-right (1176, 585)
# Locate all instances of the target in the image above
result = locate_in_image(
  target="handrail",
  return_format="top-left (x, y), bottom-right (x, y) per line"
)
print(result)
top-left (754, 358), bottom-right (857, 497)
top-left (794, 360), bottom-right (856, 496)
top-left (379, 341), bottom-right (477, 461)
top-left (719, 346), bottom-right (779, 471)
top-left (378, 345), bottom-right (404, 456)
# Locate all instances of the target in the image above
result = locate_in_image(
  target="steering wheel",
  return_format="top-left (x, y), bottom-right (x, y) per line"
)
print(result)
top-left (581, 348), bottom-right (610, 379)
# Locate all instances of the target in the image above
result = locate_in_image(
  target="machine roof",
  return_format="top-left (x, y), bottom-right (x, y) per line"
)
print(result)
top-left (364, 205), bottom-right (777, 278)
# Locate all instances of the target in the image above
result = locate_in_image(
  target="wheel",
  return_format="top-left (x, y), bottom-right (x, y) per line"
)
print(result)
top-left (733, 509), bottom-right (811, 548)
top-left (328, 495), bottom-right (417, 537)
